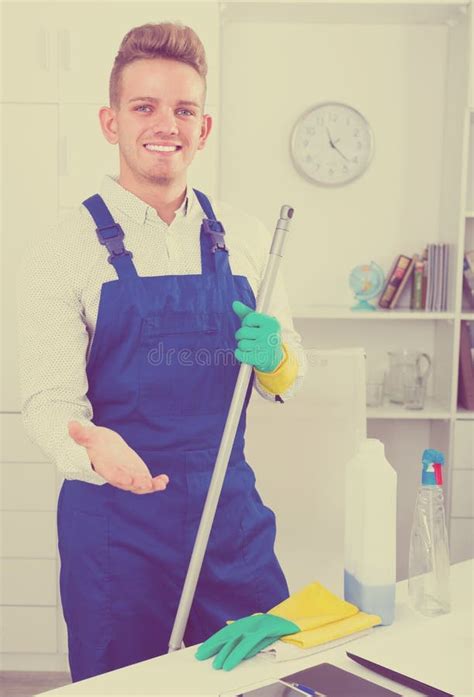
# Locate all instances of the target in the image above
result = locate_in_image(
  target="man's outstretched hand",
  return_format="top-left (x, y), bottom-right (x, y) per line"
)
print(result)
top-left (68, 421), bottom-right (169, 494)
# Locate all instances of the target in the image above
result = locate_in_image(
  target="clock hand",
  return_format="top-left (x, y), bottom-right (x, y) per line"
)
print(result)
top-left (326, 127), bottom-right (348, 159)
top-left (332, 144), bottom-right (350, 162)
top-left (326, 127), bottom-right (335, 147)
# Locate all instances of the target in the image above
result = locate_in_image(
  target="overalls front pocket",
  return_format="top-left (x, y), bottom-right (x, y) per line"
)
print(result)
top-left (138, 311), bottom-right (233, 417)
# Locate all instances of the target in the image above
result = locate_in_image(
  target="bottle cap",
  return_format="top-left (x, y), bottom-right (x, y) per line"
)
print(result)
top-left (421, 448), bottom-right (445, 485)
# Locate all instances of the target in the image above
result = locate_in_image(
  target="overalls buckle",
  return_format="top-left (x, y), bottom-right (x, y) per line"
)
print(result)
top-left (96, 223), bottom-right (134, 264)
top-left (202, 218), bottom-right (228, 254)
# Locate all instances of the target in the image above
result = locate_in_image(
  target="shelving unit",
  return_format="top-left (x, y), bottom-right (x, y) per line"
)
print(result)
top-left (220, 0), bottom-right (474, 577)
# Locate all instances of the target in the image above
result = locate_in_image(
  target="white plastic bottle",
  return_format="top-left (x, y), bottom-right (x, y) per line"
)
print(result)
top-left (344, 438), bottom-right (397, 625)
top-left (408, 448), bottom-right (450, 617)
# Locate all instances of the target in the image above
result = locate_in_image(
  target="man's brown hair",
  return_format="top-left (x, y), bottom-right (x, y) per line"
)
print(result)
top-left (109, 22), bottom-right (208, 110)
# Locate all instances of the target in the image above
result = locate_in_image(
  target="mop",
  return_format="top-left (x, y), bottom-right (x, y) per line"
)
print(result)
top-left (168, 204), bottom-right (295, 653)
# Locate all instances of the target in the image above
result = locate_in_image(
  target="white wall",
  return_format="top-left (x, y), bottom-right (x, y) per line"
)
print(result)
top-left (219, 20), bottom-right (448, 311)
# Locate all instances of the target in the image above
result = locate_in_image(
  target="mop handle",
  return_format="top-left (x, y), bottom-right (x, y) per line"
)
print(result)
top-left (168, 204), bottom-right (295, 653)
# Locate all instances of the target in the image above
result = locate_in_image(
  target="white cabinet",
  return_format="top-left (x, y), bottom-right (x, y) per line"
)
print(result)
top-left (1, 3), bottom-right (58, 103)
top-left (2, 607), bottom-right (58, 654)
top-left (1, 105), bottom-right (59, 412)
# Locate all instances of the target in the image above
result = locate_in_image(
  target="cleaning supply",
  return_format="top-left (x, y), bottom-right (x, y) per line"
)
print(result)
top-left (232, 300), bottom-right (284, 372)
top-left (344, 438), bottom-right (397, 625)
top-left (195, 581), bottom-right (381, 671)
top-left (408, 448), bottom-right (450, 617)
top-left (195, 614), bottom-right (300, 671)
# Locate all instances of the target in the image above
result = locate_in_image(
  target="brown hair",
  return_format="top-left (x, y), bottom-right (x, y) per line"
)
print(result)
top-left (109, 22), bottom-right (208, 110)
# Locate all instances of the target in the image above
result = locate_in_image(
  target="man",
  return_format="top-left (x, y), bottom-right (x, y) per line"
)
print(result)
top-left (16, 22), bottom-right (306, 682)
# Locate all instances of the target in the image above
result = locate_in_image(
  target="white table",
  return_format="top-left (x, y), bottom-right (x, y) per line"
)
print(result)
top-left (41, 560), bottom-right (473, 697)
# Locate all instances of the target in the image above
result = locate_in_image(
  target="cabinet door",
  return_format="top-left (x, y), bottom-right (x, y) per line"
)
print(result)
top-left (450, 518), bottom-right (474, 564)
top-left (2, 105), bottom-right (58, 412)
top-left (56, 2), bottom-right (219, 106)
top-left (451, 470), bottom-right (474, 518)
top-left (1, 462), bottom-right (56, 511)
top-left (2, 559), bottom-right (56, 605)
top-left (454, 421), bottom-right (474, 469)
top-left (1, 511), bottom-right (57, 558)
top-left (2, 607), bottom-right (57, 653)
top-left (0, 414), bottom-right (50, 463)
top-left (58, 104), bottom-right (118, 207)
top-left (1, 2), bottom-right (58, 103)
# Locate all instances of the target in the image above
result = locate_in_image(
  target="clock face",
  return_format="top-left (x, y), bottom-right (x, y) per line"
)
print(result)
top-left (290, 102), bottom-right (374, 186)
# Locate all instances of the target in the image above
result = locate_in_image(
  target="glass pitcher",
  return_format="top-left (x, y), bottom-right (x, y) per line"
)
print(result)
top-left (387, 351), bottom-right (431, 406)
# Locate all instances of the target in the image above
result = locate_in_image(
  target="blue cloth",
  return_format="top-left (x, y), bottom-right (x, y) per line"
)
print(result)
top-left (56, 189), bottom-right (289, 682)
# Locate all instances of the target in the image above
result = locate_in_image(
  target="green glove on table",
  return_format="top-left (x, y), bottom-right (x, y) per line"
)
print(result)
top-left (232, 300), bottom-right (284, 373)
top-left (195, 613), bottom-right (299, 671)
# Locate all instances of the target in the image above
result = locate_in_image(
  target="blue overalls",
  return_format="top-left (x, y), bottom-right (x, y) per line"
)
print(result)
top-left (57, 189), bottom-right (289, 682)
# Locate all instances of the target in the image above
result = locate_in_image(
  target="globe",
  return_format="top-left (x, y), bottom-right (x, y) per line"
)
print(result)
top-left (349, 262), bottom-right (385, 311)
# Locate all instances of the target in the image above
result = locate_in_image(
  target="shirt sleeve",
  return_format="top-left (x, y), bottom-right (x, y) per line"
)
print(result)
top-left (251, 218), bottom-right (307, 403)
top-left (15, 233), bottom-right (106, 486)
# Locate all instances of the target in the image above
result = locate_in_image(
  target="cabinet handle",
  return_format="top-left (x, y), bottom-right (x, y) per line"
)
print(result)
top-left (38, 28), bottom-right (50, 72)
top-left (59, 136), bottom-right (68, 177)
top-left (59, 29), bottom-right (71, 72)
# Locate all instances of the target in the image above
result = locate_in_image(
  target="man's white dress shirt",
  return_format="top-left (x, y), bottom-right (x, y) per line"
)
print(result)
top-left (16, 174), bottom-right (306, 485)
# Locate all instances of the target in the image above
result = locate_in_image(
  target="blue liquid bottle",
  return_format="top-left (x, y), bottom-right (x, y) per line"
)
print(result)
top-left (344, 438), bottom-right (397, 625)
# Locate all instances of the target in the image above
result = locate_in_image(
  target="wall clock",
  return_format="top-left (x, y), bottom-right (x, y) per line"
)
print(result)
top-left (290, 101), bottom-right (374, 186)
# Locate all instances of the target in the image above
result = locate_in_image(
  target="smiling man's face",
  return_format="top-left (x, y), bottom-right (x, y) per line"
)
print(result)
top-left (100, 58), bottom-right (212, 191)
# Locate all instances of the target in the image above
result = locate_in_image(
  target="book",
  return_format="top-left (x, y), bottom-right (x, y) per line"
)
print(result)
top-left (434, 244), bottom-right (442, 311)
top-left (421, 247), bottom-right (428, 309)
top-left (378, 255), bottom-right (412, 310)
top-left (462, 250), bottom-right (474, 309)
top-left (426, 244), bottom-right (434, 311)
top-left (458, 320), bottom-right (474, 410)
top-left (389, 256), bottom-right (415, 309)
top-left (237, 662), bottom-right (403, 696)
top-left (441, 244), bottom-right (449, 311)
top-left (410, 255), bottom-right (424, 310)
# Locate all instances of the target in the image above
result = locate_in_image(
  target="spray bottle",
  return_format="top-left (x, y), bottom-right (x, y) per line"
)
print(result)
top-left (408, 448), bottom-right (450, 616)
top-left (344, 438), bottom-right (397, 625)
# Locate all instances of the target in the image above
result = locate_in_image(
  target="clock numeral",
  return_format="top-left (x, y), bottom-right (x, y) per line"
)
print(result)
top-left (316, 116), bottom-right (325, 126)
top-left (354, 129), bottom-right (360, 137)
top-left (305, 126), bottom-right (315, 136)
top-left (329, 113), bottom-right (338, 122)
top-left (357, 141), bottom-right (362, 150)
top-left (352, 156), bottom-right (359, 164)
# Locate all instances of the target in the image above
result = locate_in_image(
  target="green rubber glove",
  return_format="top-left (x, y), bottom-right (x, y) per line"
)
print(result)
top-left (232, 300), bottom-right (284, 373)
top-left (195, 613), bottom-right (300, 671)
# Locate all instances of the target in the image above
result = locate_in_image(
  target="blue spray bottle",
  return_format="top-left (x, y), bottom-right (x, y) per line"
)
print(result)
top-left (408, 448), bottom-right (450, 616)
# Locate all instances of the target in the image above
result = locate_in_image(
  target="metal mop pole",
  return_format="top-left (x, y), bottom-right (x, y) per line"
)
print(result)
top-left (168, 205), bottom-right (295, 653)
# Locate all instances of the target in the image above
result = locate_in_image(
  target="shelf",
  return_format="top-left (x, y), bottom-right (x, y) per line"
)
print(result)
top-left (456, 409), bottom-right (474, 420)
top-left (466, 211), bottom-right (474, 218)
top-left (294, 306), bottom-right (455, 320)
top-left (460, 313), bottom-right (474, 320)
top-left (367, 397), bottom-right (451, 420)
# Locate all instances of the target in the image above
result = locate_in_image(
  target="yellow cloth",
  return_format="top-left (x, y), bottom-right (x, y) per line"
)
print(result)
top-left (269, 582), bottom-right (382, 649)
top-left (254, 342), bottom-right (299, 395)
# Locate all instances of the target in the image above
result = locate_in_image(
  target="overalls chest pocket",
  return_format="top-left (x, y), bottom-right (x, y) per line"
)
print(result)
top-left (138, 311), bottom-right (233, 417)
